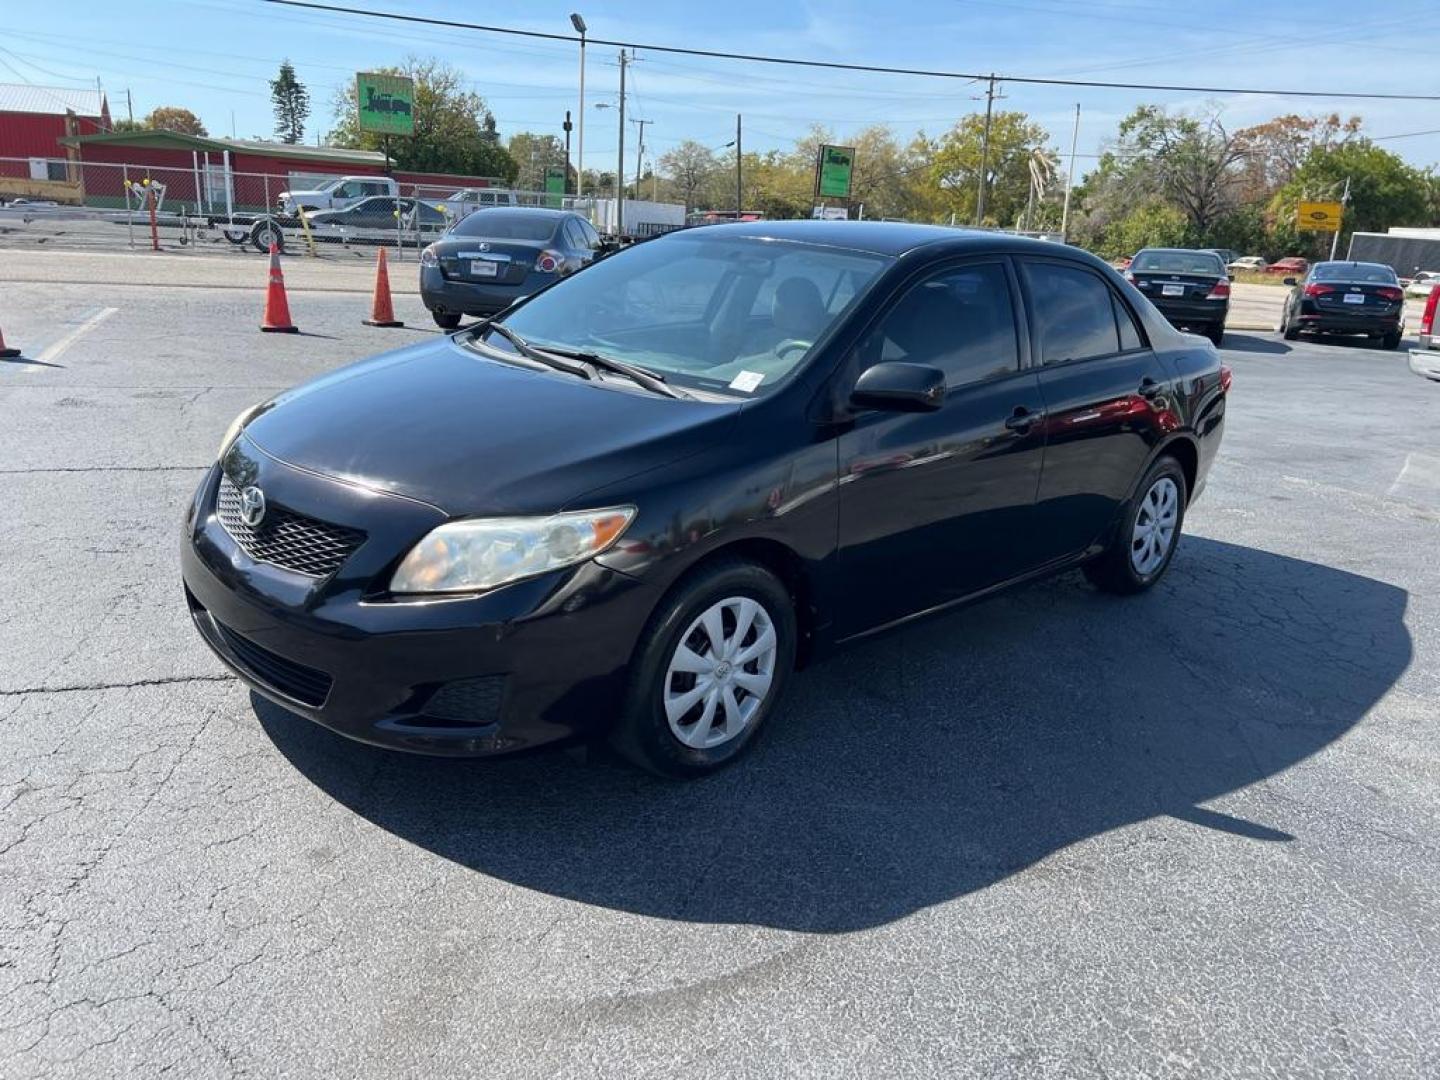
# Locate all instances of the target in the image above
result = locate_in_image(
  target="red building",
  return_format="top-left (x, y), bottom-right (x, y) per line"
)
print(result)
top-left (0, 83), bottom-right (110, 193)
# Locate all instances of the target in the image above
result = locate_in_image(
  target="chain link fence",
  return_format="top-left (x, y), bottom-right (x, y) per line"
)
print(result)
top-left (0, 157), bottom-right (580, 258)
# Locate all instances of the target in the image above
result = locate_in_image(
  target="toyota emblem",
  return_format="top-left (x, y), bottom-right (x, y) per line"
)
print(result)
top-left (238, 486), bottom-right (266, 527)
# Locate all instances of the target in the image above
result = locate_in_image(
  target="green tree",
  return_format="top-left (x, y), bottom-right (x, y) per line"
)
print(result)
top-left (329, 57), bottom-right (517, 181)
top-left (506, 131), bottom-right (568, 191)
top-left (1113, 105), bottom-right (1248, 237)
top-left (658, 140), bottom-right (720, 211)
top-left (1269, 139), bottom-right (1431, 257)
top-left (927, 111), bottom-right (1056, 227)
top-left (145, 106), bottom-right (207, 136)
top-left (270, 60), bottom-right (310, 145)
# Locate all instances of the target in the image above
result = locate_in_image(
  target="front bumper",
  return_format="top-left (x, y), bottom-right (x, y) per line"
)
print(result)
top-left (180, 450), bottom-right (657, 756)
top-left (420, 265), bottom-right (538, 316)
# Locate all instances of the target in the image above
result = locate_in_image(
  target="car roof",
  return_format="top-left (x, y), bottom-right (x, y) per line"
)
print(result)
top-left (1312, 260), bottom-right (1392, 271)
top-left (669, 219), bottom-right (1077, 258)
top-left (1134, 247), bottom-right (1222, 256)
top-left (469, 206), bottom-right (569, 219)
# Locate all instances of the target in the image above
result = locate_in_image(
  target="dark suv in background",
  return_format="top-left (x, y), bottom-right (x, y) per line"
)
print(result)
top-left (1125, 248), bottom-right (1230, 345)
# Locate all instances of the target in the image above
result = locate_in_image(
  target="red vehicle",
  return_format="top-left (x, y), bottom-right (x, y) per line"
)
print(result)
top-left (1266, 257), bottom-right (1309, 276)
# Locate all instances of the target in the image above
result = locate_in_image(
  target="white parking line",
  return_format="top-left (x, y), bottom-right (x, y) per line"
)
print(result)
top-left (28, 306), bottom-right (118, 369)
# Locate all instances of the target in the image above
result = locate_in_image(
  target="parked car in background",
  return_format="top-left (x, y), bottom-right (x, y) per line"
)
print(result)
top-left (420, 207), bottom-right (606, 328)
top-left (1404, 271), bottom-right (1439, 298)
top-left (1227, 256), bottom-right (1269, 273)
top-left (1409, 286), bottom-right (1440, 381)
top-left (1125, 248), bottom-right (1229, 345)
top-left (183, 222), bottom-right (1227, 777)
top-left (1266, 257), bottom-right (1309, 277)
top-left (445, 187), bottom-right (520, 220)
top-left (1203, 248), bottom-right (1238, 267)
top-left (1279, 261), bottom-right (1406, 349)
top-left (278, 175), bottom-right (398, 215)
top-left (309, 197), bottom-right (447, 235)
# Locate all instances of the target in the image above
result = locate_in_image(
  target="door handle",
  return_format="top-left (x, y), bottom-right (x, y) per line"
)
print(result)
top-left (1138, 377), bottom-right (1165, 400)
top-left (1004, 407), bottom-right (1044, 432)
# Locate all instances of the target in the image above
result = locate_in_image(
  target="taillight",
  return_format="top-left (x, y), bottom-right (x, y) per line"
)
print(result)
top-left (1123, 271), bottom-right (1136, 284)
top-left (1303, 283), bottom-right (1336, 297)
top-left (1219, 363), bottom-right (1233, 394)
top-left (1376, 286), bottom-right (1403, 302)
top-left (535, 250), bottom-right (562, 273)
top-left (1422, 288), bottom-right (1439, 335)
top-left (1207, 279), bottom-right (1231, 299)
top-left (419, 244), bottom-right (438, 268)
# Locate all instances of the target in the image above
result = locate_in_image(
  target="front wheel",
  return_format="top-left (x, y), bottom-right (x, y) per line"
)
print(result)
top-left (1084, 457), bottom-right (1188, 596)
top-left (1281, 309), bottom-right (1299, 340)
top-left (611, 559), bottom-right (796, 778)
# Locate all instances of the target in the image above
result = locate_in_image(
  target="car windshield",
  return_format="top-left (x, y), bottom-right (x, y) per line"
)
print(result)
top-left (1311, 263), bottom-right (1398, 284)
top-left (1131, 250), bottom-right (1225, 274)
top-left (453, 211), bottom-right (559, 240)
top-left (488, 233), bottom-right (890, 396)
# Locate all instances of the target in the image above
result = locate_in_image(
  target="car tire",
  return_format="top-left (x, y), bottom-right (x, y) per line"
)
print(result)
top-left (610, 558), bottom-right (797, 779)
top-left (431, 311), bottom-right (462, 330)
top-left (1207, 324), bottom-right (1224, 347)
top-left (1281, 312), bottom-right (1299, 341)
top-left (1084, 456), bottom-right (1188, 596)
top-left (1381, 331), bottom-right (1402, 351)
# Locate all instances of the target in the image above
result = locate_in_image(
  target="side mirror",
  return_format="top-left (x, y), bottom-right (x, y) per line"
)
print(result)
top-left (596, 240), bottom-right (621, 256)
top-left (850, 362), bottom-right (946, 413)
top-left (1283, 277), bottom-right (1297, 286)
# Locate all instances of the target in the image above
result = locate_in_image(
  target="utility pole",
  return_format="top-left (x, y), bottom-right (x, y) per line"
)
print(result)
top-left (1061, 103), bottom-right (1080, 243)
top-left (563, 109), bottom-right (573, 196)
top-left (126, 88), bottom-right (134, 124)
top-left (735, 113), bottom-right (743, 221)
top-left (975, 73), bottom-right (997, 227)
top-left (616, 48), bottom-right (627, 236)
top-left (631, 117), bottom-right (651, 200)
top-left (1329, 175), bottom-right (1351, 260)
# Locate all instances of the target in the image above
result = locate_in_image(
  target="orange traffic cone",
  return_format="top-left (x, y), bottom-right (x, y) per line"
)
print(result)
top-left (363, 246), bottom-right (403, 328)
top-left (0, 318), bottom-right (19, 358)
top-left (260, 243), bottom-right (299, 334)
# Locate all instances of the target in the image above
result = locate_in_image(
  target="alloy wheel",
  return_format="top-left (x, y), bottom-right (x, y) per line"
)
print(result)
top-left (663, 596), bottom-right (777, 749)
top-left (1130, 476), bottom-right (1179, 575)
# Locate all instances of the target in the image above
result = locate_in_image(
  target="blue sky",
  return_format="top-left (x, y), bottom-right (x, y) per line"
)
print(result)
top-left (4, 0), bottom-right (1436, 180)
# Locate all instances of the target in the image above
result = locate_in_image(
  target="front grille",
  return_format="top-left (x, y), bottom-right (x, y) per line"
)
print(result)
top-left (216, 476), bottom-right (365, 578)
top-left (211, 617), bottom-right (333, 707)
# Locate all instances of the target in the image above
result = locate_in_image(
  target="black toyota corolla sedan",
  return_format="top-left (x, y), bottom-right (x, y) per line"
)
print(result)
top-left (1124, 248), bottom-right (1230, 345)
top-left (182, 222), bottom-right (1228, 778)
top-left (419, 207), bottom-right (606, 329)
top-left (1279, 260), bottom-right (1406, 349)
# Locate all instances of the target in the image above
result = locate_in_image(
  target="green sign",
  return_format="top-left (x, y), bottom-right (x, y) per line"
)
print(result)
top-left (356, 72), bottom-right (415, 137)
top-left (816, 144), bottom-right (855, 199)
top-left (544, 166), bottom-right (566, 207)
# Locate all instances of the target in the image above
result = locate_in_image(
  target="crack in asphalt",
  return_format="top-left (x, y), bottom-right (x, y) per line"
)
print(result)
top-left (0, 675), bottom-right (232, 698)
top-left (0, 466), bottom-right (210, 475)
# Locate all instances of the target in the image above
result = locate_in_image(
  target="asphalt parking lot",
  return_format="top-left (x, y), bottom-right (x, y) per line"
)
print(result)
top-left (2, 265), bottom-right (1438, 1078)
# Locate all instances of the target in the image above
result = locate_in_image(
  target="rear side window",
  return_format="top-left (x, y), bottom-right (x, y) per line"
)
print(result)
top-left (563, 220), bottom-right (586, 249)
top-left (862, 262), bottom-right (1020, 387)
top-left (1113, 295), bottom-right (1143, 351)
top-left (1023, 262), bottom-right (1121, 365)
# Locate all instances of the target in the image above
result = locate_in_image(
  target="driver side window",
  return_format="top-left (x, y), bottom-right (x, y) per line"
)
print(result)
top-left (861, 262), bottom-right (1020, 388)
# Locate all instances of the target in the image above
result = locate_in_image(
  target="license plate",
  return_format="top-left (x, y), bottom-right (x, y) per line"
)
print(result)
top-left (1161, 283), bottom-right (1185, 297)
top-left (1343, 292), bottom-right (1365, 304)
top-left (470, 260), bottom-right (498, 278)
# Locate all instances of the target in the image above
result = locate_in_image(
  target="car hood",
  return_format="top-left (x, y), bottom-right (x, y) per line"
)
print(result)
top-left (241, 337), bottom-right (742, 516)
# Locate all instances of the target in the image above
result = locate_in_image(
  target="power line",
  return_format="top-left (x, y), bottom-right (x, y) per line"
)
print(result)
top-left (260, 0), bottom-right (1440, 101)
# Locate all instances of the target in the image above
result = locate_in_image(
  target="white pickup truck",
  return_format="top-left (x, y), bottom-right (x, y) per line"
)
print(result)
top-left (277, 175), bottom-right (398, 214)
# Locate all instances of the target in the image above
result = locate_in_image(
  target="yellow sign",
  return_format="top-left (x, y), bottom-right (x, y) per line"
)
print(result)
top-left (1297, 201), bottom-right (1343, 232)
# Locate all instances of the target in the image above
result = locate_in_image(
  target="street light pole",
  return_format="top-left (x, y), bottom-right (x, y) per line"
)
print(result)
top-left (570, 13), bottom-right (587, 199)
top-left (616, 48), bottom-right (627, 237)
top-left (736, 113), bottom-right (743, 221)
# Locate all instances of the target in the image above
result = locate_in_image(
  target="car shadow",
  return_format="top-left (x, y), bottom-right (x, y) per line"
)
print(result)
top-left (1220, 332), bottom-right (1291, 355)
top-left (256, 536), bottom-right (1410, 933)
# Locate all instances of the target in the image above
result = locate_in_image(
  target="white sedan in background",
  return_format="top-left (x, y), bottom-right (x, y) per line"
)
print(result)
top-left (1227, 256), bottom-right (1269, 273)
top-left (1405, 271), bottom-right (1439, 298)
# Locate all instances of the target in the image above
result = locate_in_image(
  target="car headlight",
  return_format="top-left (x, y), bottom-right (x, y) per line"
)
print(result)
top-left (420, 244), bottom-right (439, 267)
top-left (218, 402), bottom-right (266, 460)
top-left (389, 507), bottom-right (636, 595)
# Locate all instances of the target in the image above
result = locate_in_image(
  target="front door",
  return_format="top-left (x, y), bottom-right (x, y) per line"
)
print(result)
top-left (836, 258), bottom-right (1047, 638)
top-left (1017, 258), bottom-right (1176, 566)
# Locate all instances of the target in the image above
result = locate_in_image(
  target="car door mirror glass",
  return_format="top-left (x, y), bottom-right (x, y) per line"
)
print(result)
top-left (850, 362), bottom-right (946, 413)
top-left (1283, 277), bottom-right (1297, 286)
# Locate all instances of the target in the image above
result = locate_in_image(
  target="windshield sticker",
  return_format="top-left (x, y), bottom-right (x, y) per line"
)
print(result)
top-left (729, 370), bottom-right (766, 393)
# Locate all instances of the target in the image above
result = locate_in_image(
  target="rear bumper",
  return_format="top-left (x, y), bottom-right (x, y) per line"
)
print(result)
top-left (180, 460), bottom-right (658, 757)
top-left (1294, 300), bottom-right (1402, 334)
top-left (420, 265), bottom-right (538, 316)
top-left (1151, 298), bottom-right (1227, 328)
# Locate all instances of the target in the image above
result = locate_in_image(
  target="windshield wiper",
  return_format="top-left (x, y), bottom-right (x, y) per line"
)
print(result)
top-left (479, 321), bottom-right (593, 381)
top-left (538, 345), bottom-right (689, 400)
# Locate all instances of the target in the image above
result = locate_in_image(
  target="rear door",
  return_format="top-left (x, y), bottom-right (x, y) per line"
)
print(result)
top-left (1019, 258), bottom-right (1175, 566)
top-left (836, 258), bottom-right (1048, 636)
